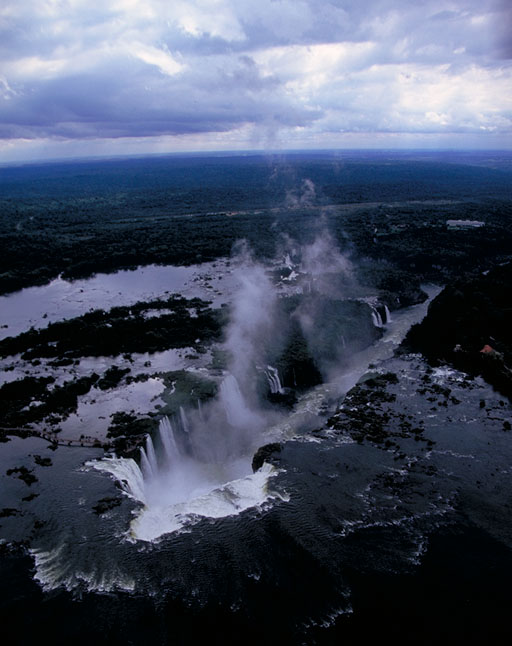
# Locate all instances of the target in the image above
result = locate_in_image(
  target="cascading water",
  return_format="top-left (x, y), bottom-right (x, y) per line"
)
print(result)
top-left (179, 406), bottom-right (190, 433)
top-left (94, 369), bottom-right (285, 541)
top-left (146, 434), bottom-right (158, 473)
top-left (371, 306), bottom-right (384, 328)
top-left (140, 440), bottom-right (156, 480)
top-left (197, 398), bottom-right (205, 422)
top-left (370, 304), bottom-right (391, 328)
top-left (265, 365), bottom-right (284, 395)
top-left (158, 415), bottom-right (180, 466)
top-left (219, 374), bottom-right (264, 429)
top-left (95, 253), bottom-right (292, 541)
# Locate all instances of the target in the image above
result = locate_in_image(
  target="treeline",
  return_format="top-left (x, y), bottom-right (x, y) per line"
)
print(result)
top-left (403, 261), bottom-right (512, 398)
top-left (1, 155), bottom-right (512, 295)
top-left (339, 200), bottom-right (512, 285)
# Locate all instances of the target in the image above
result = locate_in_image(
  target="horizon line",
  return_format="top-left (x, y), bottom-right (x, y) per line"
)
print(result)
top-left (2, 147), bottom-right (512, 169)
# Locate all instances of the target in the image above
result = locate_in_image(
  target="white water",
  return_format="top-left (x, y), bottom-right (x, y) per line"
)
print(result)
top-left (219, 374), bottom-right (264, 429)
top-left (371, 306), bottom-right (384, 328)
top-left (131, 462), bottom-right (284, 542)
top-left (91, 329), bottom-right (285, 542)
top-left (370, 303), bottom-right (393, 328)
top-left (265, 365), bottom-right (285, 395)
top-left (262, 285), bottom-right (442, 443)
top-left (91, 405), bottom-right (284, 542)
top-left (30, 544), bottom-right (137, 593)
top-left (90, 284), bottom-right (441, 542)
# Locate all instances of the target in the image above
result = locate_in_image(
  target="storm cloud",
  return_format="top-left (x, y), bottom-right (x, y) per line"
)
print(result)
top-left (0, 0), bottom-right (511, 159)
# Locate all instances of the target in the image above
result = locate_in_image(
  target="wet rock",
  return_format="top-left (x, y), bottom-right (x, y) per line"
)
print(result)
top-left (22, 493), bottom-right (39, 502)
top-left (33, 455), bottom-right (52, 467)
top-left (252, 443), bottom-right (282, 472)
top-left (92, 497), bottom-right (123, 515)
top-left (0, 508), bottom-right (20, 518)
top-left (5, 466), bottom-right (38, 486)
top-left (360, 372), bottom-right (399, 388)
top-left (328, 371), bottom-right (430, 450)
top-left (268, 388), bottom-right (298, 408)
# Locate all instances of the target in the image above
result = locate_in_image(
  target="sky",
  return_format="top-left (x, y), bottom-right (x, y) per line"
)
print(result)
top-left (0, 0), bottom-right (511, 162)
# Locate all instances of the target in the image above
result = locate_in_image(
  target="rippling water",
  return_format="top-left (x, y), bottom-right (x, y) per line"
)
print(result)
top-left (2, 271), bottom-right (512, 644)
top-left (2, 350), bottom-right (512, 644)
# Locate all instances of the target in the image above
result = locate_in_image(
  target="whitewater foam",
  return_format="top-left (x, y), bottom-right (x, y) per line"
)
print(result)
top-left (31, 544), bottom-right (136, 593)
top-left (89, 457), bottom-right (286, 542)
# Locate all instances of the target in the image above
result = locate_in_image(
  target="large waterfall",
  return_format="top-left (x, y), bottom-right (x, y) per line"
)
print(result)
top-left (89, 254), bottom-right (287, 541)
top-left (92, 372), bottom-right (285, 541)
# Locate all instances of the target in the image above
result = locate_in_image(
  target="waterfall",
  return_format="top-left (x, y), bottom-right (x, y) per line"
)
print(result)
top-left (90, 456), bottom-right (147, 504)
top-left (159, 416), bottom-right (180, 466)
top-left (219, 374), bottom-right (261, 429)
top-left (140, 434), bottom-right (159, 480)
top-left (384, 305), bottom-right (392, 324)
top-left (371, 306), bottom-right (383, 328)
top-left (179, 406), bottom-right (190, 433)
top-left (134, 374), bottom-right (261, 499)
top-left (219, 374), bottom-right (249, 426)
top-left (147, 435), bottom-right (159, 472)
top-left (197, 398), bottom-right (205, 422)
top-left (139, 447), bottom-right (154, 480)
top-left (140, 418), bottom-right (181, 481)
top-left (265, 365), bottom-right (284, 394)
top-left (87, 254), bottom-right (289, 541)
top-left (302, 280), bottom-right (313, 294)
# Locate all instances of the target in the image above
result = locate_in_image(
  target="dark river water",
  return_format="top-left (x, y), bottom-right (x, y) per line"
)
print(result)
top-left (2, 353), bottom-right (511, 644)
top-left (1, 262), bottom-right (511, 645)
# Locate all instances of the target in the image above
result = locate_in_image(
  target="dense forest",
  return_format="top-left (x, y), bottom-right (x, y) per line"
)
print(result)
top-left (1, 151), bottom-right (512, 294)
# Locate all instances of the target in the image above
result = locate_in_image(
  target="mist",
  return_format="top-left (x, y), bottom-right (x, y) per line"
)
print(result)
top-left (95, 187), bottom-right (392, 540)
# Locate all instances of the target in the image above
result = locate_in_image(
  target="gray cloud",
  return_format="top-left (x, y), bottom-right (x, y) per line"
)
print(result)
top-left (0, 0), bottom-right (510, 154)
top-left (0, 52), bottom-right (319, 139)
top-left (490, 0), bottom-right (512, 59)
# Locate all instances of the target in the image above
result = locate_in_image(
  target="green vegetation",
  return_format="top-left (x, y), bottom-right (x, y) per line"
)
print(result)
top-left (158, 370), bottom-right (218, 417)
top-left (340, 200), bottom-right (512, 286)
top-left (0, 295), bottom-right (224, 359)
top-left (403, 261), bottom-right (512, 398)
top-left (0, 374), bottom-right (100, 428)
top-left (270, 295), bottom-right (383, 388)
top-left (1, 153), bottom-right (512, 442)
top-left (1, 154), bottom-right (512, 295)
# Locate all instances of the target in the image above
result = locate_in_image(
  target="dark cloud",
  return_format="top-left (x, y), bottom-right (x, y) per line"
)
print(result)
top-left (0, 55), bottom-right (319, 139)
top-left (0, 0), bottom-right (510, 151)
